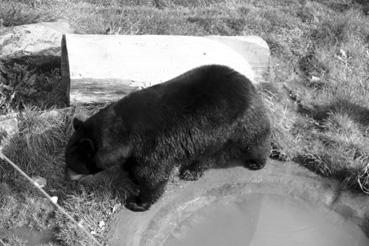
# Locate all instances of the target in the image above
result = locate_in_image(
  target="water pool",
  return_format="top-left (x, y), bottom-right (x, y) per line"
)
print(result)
top-left (164, 193), bottom-right (369, 246)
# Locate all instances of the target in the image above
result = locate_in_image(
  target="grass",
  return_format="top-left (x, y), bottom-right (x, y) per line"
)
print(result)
top-left (1, 0), bottom-right (369, 245)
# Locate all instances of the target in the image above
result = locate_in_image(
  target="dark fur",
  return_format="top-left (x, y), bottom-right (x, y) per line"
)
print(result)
top-left (65, 65), bottom-right (271, 211)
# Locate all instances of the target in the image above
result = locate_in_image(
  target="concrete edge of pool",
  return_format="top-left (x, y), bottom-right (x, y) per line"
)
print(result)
top-left (107, 160), bottom-right (369, 246)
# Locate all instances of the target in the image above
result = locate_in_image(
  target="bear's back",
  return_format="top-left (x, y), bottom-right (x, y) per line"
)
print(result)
top-left (112, 65), bottom-right (257, 132)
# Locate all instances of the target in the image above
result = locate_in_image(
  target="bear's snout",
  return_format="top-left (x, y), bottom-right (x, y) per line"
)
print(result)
top-left (65, 168), bottom-right (87, 181)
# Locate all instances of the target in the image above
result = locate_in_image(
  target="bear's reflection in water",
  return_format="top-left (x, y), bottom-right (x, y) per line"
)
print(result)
top-left (164, 194), bottom-right (369, 246)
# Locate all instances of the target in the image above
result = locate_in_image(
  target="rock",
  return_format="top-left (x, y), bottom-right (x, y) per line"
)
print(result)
top-left (31, 176), bottom-right (47, 188)
top-left (311, 75), bottom-right (321, 82)
top-left (98, 220), bottom-right (106, 229)
top-left (0, 113), bottom-right (18, 142)
top-left (0, 21), bottom-right (73, 63)
top-left (339, 49), bottom-right (348, 59)
top-left (112, 203), bottom-right (121, 214)
top-left (0, 21), bottom-right (73, 107)
top-left (50, 196), bottom-right (58, 204)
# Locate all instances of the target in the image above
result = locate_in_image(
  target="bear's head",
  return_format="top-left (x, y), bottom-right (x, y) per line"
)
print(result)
top-left (65, 118), bottom-right (103, 181)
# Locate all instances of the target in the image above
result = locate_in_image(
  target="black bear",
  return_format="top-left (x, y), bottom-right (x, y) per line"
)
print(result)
top-left (65, 65), bottom-right (271, 212)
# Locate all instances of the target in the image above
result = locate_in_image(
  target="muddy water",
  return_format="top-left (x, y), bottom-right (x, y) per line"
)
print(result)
top-left (164, 193), bottom-right (369, 246)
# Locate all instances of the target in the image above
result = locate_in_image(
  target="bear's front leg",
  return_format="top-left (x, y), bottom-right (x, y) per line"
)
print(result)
top-left (123, 157), bottom-right (170, 212)
top-left (125, 179), bottom-right (168, 212)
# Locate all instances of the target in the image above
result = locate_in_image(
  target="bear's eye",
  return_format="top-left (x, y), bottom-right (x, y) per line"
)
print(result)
top-left (78, 138), bottom-right (96, 155)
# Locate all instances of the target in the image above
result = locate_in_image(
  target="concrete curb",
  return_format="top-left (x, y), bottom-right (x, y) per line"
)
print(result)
top-left (107, 160), bottom-right (369, 246)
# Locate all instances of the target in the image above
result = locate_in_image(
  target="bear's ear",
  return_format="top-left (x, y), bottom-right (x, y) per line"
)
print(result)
top-left (72, 118), bottom-right (84, 131)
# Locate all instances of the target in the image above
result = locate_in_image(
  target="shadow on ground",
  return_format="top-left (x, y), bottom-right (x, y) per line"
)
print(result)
top-left (297, 99), bottom-right (369, 128)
